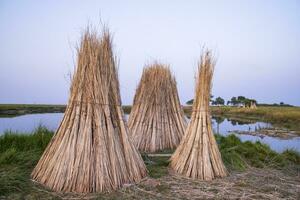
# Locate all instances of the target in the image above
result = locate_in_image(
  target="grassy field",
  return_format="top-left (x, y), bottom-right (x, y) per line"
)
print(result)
top-left (182, 106), bottom-right (300, 131)
top-left (0, 104), bottom-right (65, 117)
top-left (0, 127), bottom-right (299, 199)
top-left (213, 106), bottom-right (300, 130)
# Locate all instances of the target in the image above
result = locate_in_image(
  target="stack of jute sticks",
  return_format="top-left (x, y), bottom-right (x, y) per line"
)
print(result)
top-left (128, 64), bottom-right (187, 152)
top-left (32, 25), bottom-right (227, 194)
top-left (31, 27), bottom-right (147, 193)
top-left (170, 50), bottom-right (227, 180)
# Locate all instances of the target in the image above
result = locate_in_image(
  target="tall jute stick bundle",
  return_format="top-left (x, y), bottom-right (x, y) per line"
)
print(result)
top-left (128, 64), bottom-right (187, 153)
top-left (170, 50), bottom-right (227, 180)
top-left (31, 28), bottom-right (147, 193)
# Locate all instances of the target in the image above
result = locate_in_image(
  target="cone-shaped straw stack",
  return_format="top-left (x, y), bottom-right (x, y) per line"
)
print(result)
top-left (128, 63), bottom-right (187, 153)
top-left (31, 28), bottom-right (147, 193)
top-left (170, 50), bottom-right (227, 180)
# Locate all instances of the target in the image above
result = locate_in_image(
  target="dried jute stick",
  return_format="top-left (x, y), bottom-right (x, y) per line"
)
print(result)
top-left (170, 49), bottom-right (227, 180)
top-left (128, 64), bottom-right (187, 153)
top-left (31, 27), bottom-right (147, 193)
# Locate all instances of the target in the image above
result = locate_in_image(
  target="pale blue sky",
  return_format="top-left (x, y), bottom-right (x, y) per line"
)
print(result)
top-left (0, 0), bottom-right (299, 105)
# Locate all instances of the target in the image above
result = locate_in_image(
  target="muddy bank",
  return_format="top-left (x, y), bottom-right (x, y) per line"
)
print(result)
top-left (231, 128), bottom-right (300, 139)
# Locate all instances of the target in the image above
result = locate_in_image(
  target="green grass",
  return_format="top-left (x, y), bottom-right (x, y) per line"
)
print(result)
top-left (0, 127), bottom-right (299, 197)
top-left (183, 106), bottom-right (300, 131)
top-left (0, 126), bottom-right (53, 196)
top-left (216, 134), bottom-right (300, 170)
top-left (144, 134), bottom-right (300, 177)
top-left (142, 154), bottom-right (170, 178)
top-left (0, 126), bottom-right (53, 152)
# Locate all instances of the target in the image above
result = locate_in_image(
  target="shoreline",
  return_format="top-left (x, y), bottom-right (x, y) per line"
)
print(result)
top-left (1, 104), bottom-right (300, 135)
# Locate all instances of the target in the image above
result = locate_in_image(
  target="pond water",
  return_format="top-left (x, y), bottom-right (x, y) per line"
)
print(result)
top-left (0, 113), bottom-right (299, 153)
top-left (211, 118), bottom-right (300, 153)
top-left (0, 113), bottom-right (63, 133)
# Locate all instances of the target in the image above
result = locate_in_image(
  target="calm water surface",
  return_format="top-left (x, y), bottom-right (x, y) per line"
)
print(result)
top-left (211, 118), bottom-right (300, 153)
top-left (0, 113), bottom-right (299, 153)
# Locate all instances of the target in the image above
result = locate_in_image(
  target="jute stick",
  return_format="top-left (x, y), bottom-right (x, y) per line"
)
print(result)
top-left (128, 64), bottom-right (187, 153)
top-left (170, 50), bottom-right (227, 180)
top-left (31, 27), bottom-right (147, 193)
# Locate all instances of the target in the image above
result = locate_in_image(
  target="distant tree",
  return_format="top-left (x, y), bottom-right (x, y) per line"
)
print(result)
top-left (186, 99), bottom-right (194, 105)
top-left (214, 97), bottom-right (225, 105)
top-left (237, 96), bottom-right (246, 102)
top-left (228, 96), bottom-right (258, 107)
top-left (213, 116), bottom-right (225, 134)
top-left (280, 102), bottom-right (284, 106)
top-left (187, 95), bottom-right (213, 105)
top-left (214, 116), bottom-right (225, 124)
top-left (230, 97), bottom-right (238, 105)
top-left (244, 99), bottom-right (251, 107)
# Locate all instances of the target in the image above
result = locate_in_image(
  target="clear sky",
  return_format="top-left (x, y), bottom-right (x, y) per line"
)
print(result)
top-left (0, 0), bottom-right (299, 106)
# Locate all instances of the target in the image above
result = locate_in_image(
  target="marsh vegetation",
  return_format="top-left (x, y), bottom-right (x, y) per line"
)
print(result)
top-left (0, 105), bottom-right (299, 198)
top-left (0, 127), bottom-right (299, 199)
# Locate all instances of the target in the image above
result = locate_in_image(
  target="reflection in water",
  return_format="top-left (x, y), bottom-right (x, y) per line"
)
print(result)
top-left (213, 116), bottom-right (225, 134)
top-left (211, 118), bottom-right (300, 153)
top-left (0, 113), bottom-right (299, 153)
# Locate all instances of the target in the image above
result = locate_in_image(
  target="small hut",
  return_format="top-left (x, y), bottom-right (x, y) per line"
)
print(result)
top-left (128, 63), bottom-right (187, 153)
top-left (170, 50), bottom-right (227, 180)
top-left (31, 28), bottom-right (147, 193)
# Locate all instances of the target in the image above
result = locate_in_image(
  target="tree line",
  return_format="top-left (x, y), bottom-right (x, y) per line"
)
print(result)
top-left (186, 96), bottom-right (293, 107)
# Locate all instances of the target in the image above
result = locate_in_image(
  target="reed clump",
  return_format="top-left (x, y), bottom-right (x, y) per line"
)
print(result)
top-left (31, 27), bottom-right (147, 193)
top-left (170, 50), bottom-right (227, 180)
top-left (128, 64), bottom-right (187, 153)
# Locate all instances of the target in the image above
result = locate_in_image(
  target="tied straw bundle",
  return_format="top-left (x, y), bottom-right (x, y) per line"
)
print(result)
top-left (128, 64), bottom-right (187, 153)
top-left (31, 27), bottom-right (147, 193)
top-left (170, 50), bottom-right (227, 180)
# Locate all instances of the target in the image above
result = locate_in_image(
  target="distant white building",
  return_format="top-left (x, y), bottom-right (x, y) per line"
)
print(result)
top-left (227, 102), bottom-right (245, 107)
